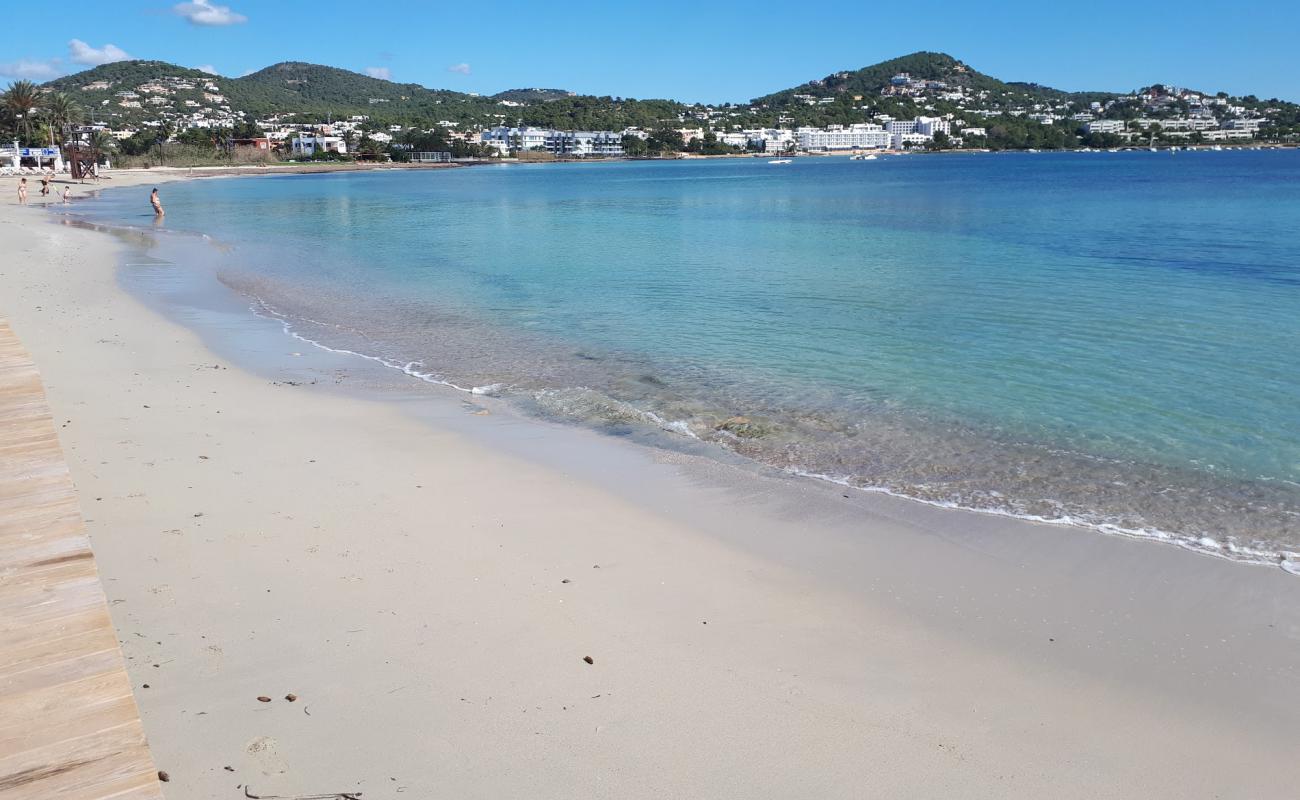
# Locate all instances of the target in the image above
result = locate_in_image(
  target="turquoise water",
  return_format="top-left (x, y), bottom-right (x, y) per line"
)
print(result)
top-left (87, 152), bottom-right (1300, 564)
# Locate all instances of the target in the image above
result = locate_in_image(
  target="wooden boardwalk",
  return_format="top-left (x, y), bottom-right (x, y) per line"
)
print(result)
top-left (0, 320), bottom-right (163, 799)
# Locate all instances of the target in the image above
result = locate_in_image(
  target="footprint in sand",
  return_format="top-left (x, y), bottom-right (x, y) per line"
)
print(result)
top-left (147, 584), bottom-right (175, 608)
top-left (245, 735), bottom-right (288, 776)
top-left (199, 644), bottom-right (224, 678)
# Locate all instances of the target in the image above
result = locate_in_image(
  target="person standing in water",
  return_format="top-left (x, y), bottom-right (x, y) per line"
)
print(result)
top-left (17, 178), bottom-right (27, 205)
top-left (62, 186), bottom-right (72, 203)
top-left (150, 187), bottom-right (164, 216)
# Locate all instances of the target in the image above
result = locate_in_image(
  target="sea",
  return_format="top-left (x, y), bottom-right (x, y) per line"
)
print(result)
top-left (78, 150), bottom-right (1300, 568)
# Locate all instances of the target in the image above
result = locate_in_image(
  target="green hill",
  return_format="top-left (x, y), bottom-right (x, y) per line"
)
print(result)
top-left (35, 54), bottom-right (1299, 143)
top-left (230, 62), bottom-right (473, 117)
top-left (41, 60), bottom-right (688, 131)
top-left (752, 51), bottom-right (1070, 108)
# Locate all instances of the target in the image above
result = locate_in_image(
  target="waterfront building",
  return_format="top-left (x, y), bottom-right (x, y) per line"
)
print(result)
top-left (1135, 117), bottom-right (1219, 132)
top-left (914, 116), bottom-right (951, 137)
top-left (231, 138), bottom-right (271, 151)
top-left (481, 126), bottom-right (548, 154)
top-left (677, 128), bottom-right (705, 145)
top-left (1224, 118), bottom-right (1264, 132)
top-left (886, 119), bottom-right (917, 136)
top-left (1201, 129), bottom-right (1254, 141)
top-left (1084, 120), bottom-right (1128, 135)
top-left (892, 132), bottom-right (931, 149)
top-left (481, 127), bottom-right (623, 157)
top-left (546, 130), bottom-right (623, 157)
top-left (719, 132), bottom-right (751, 149)
top-left (797, 124), bottom-right (890, 151)
top-left (291, 135), bottom-right (348, 156)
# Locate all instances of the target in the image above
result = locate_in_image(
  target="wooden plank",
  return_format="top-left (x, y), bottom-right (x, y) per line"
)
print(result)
top-left (0, 320), bottom-right (163, 800)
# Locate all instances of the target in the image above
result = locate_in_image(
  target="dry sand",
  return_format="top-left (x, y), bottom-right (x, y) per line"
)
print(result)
top-left (2, 171), bottom-right (1297, 799)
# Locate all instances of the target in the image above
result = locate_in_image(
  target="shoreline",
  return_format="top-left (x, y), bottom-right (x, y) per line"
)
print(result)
top-left (71, 164), bottom-right (1300, 573)
top-left (3, 174), bottom-right (1298, 797)
top-left (251, 285), bottom-right (1297, 574)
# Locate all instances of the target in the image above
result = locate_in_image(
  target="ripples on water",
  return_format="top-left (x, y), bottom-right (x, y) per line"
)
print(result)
top-left (88, 152), bottom-right (1300, 567)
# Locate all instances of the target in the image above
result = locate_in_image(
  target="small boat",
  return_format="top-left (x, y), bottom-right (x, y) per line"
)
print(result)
top-left (768, 159), bottom-right (793, 165)
top-left (849, 153), bottom-right (878, 161)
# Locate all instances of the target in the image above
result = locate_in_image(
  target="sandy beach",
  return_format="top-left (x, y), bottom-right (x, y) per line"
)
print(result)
top-left (2, 171), bottom-right (1298, 799)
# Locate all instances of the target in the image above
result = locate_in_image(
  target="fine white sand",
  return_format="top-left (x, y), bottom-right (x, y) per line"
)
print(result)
top-left (2, 172), bottom-right (1298, 799)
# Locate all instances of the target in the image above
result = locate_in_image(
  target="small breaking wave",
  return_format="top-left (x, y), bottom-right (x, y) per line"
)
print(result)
top-left (784, 468), bottom-right (1298, 571)
top-left (244, 293), bottom-right (1297, 575)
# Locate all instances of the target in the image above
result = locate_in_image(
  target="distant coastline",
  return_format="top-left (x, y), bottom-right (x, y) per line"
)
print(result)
top-left (6, 51), bottom-right (1294, 173)
top-left (74, 140), bottom-right (1300, 182)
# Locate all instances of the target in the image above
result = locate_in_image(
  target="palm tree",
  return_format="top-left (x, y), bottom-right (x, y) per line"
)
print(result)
top-left (43, 92), bottom-right (83, 147)
top-left (87, 129), bottom-right (114, 160)
top-left (3, 80), bottom-right (43, 145)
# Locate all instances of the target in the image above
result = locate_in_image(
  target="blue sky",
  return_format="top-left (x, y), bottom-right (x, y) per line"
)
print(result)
top-left (2, 1), bottom-right (1297, 103)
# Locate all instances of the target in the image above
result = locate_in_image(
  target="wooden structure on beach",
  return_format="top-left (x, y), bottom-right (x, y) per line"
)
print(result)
top-left (0, 320), bottom-right (162, 799)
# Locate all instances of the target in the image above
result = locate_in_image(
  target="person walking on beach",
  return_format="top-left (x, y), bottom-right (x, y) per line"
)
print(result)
top-left (39, 174), bottom-right (50, 197)
top-left (17, 178), bottom-right (27, 205)
top-left (150, 187), bottom-right (164, 217)
top-left (62, 185), bottom-right (72, 204)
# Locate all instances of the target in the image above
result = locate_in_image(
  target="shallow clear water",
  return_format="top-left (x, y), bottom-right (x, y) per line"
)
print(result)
top-left (86, 152), bottom-right (1300, 563)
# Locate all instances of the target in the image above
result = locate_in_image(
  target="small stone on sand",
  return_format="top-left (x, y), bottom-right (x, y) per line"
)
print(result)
top-left (285, 693), bottom-right (298, 702)
top-left (257, 696), bottom-right (272, 703)
top-left (583, 656), bottom-right (594, 665)
top-left (157, 771), bottom-right (170, 782)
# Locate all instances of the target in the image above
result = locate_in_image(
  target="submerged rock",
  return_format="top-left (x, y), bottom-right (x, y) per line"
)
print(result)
top-left (715, 416), bottom-right (768, 438)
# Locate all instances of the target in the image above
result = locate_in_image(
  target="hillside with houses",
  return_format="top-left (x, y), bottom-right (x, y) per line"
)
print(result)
top-left (3, 51), bottom-right (1296, 170)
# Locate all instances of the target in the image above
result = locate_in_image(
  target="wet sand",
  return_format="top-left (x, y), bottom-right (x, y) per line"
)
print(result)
top-left (1, 176), bottom-right (1297, 799)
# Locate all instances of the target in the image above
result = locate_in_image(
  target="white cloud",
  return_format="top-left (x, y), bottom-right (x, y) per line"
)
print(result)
top-left (0, 39), bottom-right (132, 81)
top-left (174, 0), bottom-right (247, 26)
top-left (68, 39), bottom-right (132, 66)
top-left (364, 66), bottom-right (391, 80)
top-left (447, 63), bottom-right (471, 75)
top-left (0, 58), bottom-right (63, 81)
top-left (195, 64), bottom-right (219, 75)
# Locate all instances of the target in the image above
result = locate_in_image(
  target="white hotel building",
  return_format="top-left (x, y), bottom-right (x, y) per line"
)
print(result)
top-left (1084, 119), bottom-right (1128, 135)
top-left (481, 127), bottom-right (623, 157)
top-left (797, 124), bottom-right (890, 151)
top-left (886, 116), bottom-right (951, 148)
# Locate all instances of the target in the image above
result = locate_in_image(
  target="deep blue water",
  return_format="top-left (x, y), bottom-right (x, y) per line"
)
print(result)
top-left (85, 151), bottom-right (1300, 563)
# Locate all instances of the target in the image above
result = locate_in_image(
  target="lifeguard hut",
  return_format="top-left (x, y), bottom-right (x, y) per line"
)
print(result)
top-left (63, 143), bottom-right (102, 179)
